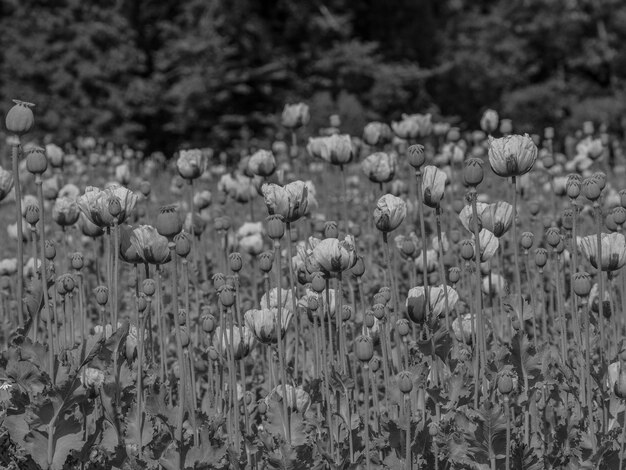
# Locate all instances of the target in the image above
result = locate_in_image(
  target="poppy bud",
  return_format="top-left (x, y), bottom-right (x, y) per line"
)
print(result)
top-left (142, 279), bottom-right (156, 297)
top-left (364, 310), bottom-right (375, 328)
top-left (460, 239), bottom-right (475, 261)
top-left (528, 200), bottom-right (541, 216)
top-left (311, 271), bottom-right (326, 293)
top-left (174, 231), bottom-right (192, 257)
top-left (401, 238), bottom-right (416, 257)
top-left (266, 215), bottom-right (285, 240)
top-left (373, 292), bottom-right (386, 306)
top-left (202, 314), bottom-right (217, 333)
top-left (545, 227), bottom-right (561, 248)
top-left (352, 256), bottom-right (365, 277)
top-left (520, 232), bottom-right (534, 250)
top-left (258, 251), bottom-right (274, 273)
top-left (71, 252), bottom-right (84, 270)
top-left (582, 178), bottom-right (601, 201)
top-left (137, 296), bottom-right (147, 312)
top-left (593, 172), bottom-right (607, 191)
top-left (25, 147), bottom-right (47, 175)
top-left (24, 204), bottom-right (39, 226)
top-left (229, 252), bottom-right (243, 272)
top-left (398, 370), bottom-right (414, 394)
top-left (535, 248), bottom-right (548, 268)
top-left (396, 318), bottom-right (410, 336)
top-left (94, 285), bottom-right (109, 306)
top-left (498, 374), bottom-right (514, 395)
top-left (407, 144), bottom-right (426, 169)
top-left (354, 336), bottom-right (374, 362)
top-left (5, 100), bottom-right (35, 136)
top-left (463, 158), bottom-right (484, 187)
top-left (324, 221), bottom-right (339, 239)
top-left (379, 286), bottom-right (391, 303)
top-left (156, 205), bottom-right (183, 239)
top-left (572, 272), bottom-right (592, 297)
top-left (45, 240), bottom-right (56, 260)
top-left (449, 266), bottom-right (461, 284)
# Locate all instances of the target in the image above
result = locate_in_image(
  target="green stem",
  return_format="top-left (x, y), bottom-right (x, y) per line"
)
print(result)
top-left (12, 141), bottom-right (24, 325)
top-left (363, 364), bottom-right (371, 470)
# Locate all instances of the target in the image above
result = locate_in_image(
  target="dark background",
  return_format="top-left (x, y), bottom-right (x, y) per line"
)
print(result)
top-left (1, 0), bottom-right (625, 154)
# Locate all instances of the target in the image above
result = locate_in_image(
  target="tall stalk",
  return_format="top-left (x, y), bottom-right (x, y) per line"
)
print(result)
top-left (11, 140), bottom-right (24, 325)
top-left (435, 206), bottom-right (451, 330)
top-left (36, 176), bottom-right (53, 382)
top-left (362, 364), bottom-right (371, 470)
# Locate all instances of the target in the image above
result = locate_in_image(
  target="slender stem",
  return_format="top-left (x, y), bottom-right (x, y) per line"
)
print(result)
top-left (553, 250), bottom-right (567, 363)
top-left (469, 189), bottom-right (486, 397)
top-left (36, 178), bottom-right (54, 383)
top-left (363, 364), bottom-right (371, 470)
top-left (169, 245), bottom-right (186, 453)
top-left (505, 396), bottom-right (511, 470)
top-left (273, 239), bottom-right (291, 444)
top-left (340, 165), bottom-right (350, 234)
top-left (405, 395), bottom-right (412, 470)
top-left (583, 298), bottom-right (596, 452)
top-left (285, 222), bottom-right (300, 380)
top-left (11, 141), bottom-right (24, 325)
top-left (595, 204), bottom-right (605, 364)
top-left (511, 176), bottom-right (523, 318)
top-left (415, 170), bottom-right (429, 304)
top-left (136, 307), bottom-right (146, 458)
top-left (435, 206), bottom-right (451, 331)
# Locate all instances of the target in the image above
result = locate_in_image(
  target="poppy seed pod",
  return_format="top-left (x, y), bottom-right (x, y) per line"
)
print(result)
top-left (463, 158), bottom-right (484, 187)
top-left (364, 311), bottom-right (375, 328)
top-left (460, 239), bottom-right (475, 261)
top-left (58, 273), bottom-right (75, 294)
top-left (108, 197), bottom-right (122, 218)
top-left (535, 248), bottom-right (548, 268)
top-left (397, 370), bottom-right (414, 394)
top-left (70, 252), bottom-right (84, 270)
top-left (407, 144), bottom-right (426, 169)
top-left (212, 273), bottom-right (226, 289)
top-left (44, 240), bottom-right (56, 260)
top-left (258, 251), bottom-right (274, 273)
top-left (449, 266), bottom-right (461, 284)
top-left (142, 279), bottom-right (156, 297)
top-left (572, 272), bottom-right (592, 297)
top-left (561, 209), bottom-right (574, 231)
top-left (174, 231), bottom-right (192, 258)
top-left (266, 215), bottom-right (285, 240)
top-left (592, 171), bottom-right (607, 190)
top-left (218, 285), bottom-right (235, 307)
top-left (613, 207), bottom-right (626, 226)
top-left (582, 178), bottom-right (601, 201)
top-left (520, 232), bottom-right (534, 250)
top-left (372, 303), bottom-right (385, 320)
top-left (545, 227), bottom-right (561, 248)
top-left (5, 100), bottom-right (35, 135)
top-left (354, 335), bottom-right (374, 362)
top-left (324, 221), bottom-right (338, 239)
top-left (25, 147), bottom-right (47, 175)
top-left (24, 204), bottom-right (39, 226)
top-left (94, 285), bottom-right (109, 305)
top-left (202, 314), bottom-right (217, 333)
top-left (396, 318), bottom-right (410, 336)
top-left (156, 205), bottom-right (182, 239)
top-left (229, 252), bottom-right (243, 272)
top-left (566, 180), bottom-right (581, 199)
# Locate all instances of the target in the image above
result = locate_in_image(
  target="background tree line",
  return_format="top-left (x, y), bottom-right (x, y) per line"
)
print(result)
top-left (1, 0), bottom-right (625, 154)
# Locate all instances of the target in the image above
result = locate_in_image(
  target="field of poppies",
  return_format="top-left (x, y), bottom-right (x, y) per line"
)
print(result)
top-left (0, 100), bottom-right (625, 469)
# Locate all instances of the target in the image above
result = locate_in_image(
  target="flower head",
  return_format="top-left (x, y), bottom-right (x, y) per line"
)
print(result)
top-left (266, 384), bottom-right (311, 413)
top-left (406, 285), bottom-right (459, 319)
top-left (244, 307), bottom-right (293, 344)
top-left (177, 148), bottom-right (206, 180)
top-left (421, 165), bottom-right (447, 208)
top-left (248, 149), bottom-right (276, 177)
top-left (212, 325), bottom-right (255, 360)
top-left (281, 103), bottom-right (310, 129)
top-left (361, 152), bottom-right (397, 183)
top-left (374, 194), bottom-right (407, 232)
top-left (578, 233), bottom-right (626, 272)
top-left (488, 134), bottom-right (538, 178)
top-left (262, 181), bottom-right (309, 223)
top-left (311, 236), bottom-right (357, 273)
top-left (78, 185), bottom-right (138, 228)
top-left (307, 134), bottom-right (354, 165)
top-left (131, 225), bottom-right (171, 265)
